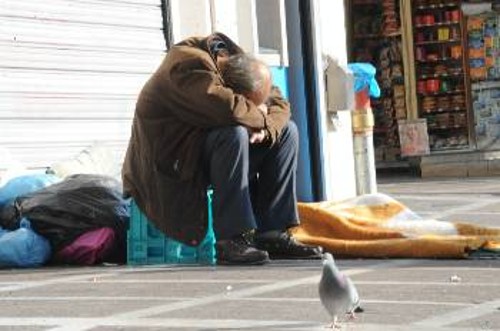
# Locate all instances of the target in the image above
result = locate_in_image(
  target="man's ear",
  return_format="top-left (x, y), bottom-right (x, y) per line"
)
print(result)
top-left (246, 89), bottom-right (267, 106)
top-left (216, 54), bottom-right (229, 72)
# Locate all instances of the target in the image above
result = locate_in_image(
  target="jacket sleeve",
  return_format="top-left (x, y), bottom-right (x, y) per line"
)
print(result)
top-left (165, 49), bottom-right (267, 130)
top-left (264, 86), bottom-right (291, 143)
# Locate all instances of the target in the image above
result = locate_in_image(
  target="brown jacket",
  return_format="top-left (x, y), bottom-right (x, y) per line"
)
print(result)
top-left (122, 32), bottom-right (290, 245)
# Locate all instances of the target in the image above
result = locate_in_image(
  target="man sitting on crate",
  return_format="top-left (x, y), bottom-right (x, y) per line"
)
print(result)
top-left (122, 32), bottom-right (323, 265)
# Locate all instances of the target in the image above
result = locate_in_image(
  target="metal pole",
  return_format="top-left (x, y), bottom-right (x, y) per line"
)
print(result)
top-left (352, 91), bottom-right (377, 195)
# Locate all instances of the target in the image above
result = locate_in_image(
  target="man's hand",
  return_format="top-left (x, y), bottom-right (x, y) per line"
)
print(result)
top-left (247, 104), bottom-right (268, 144)
top-left (249, 129), bottom-right (267, 144)
top-left (257, 104), bottom-right (268, 115)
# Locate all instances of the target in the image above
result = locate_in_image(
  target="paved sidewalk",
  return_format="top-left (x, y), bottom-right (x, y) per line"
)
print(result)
top-left (0, 176), bottom-right (499, 331)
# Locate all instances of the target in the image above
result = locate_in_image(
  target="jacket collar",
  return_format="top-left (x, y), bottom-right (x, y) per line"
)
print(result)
top-left (205, 32), bottom-right (244, 58)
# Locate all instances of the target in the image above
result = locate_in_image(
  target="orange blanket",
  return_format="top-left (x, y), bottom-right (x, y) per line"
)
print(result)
top-left (291, 193), bottom-right (500, 258)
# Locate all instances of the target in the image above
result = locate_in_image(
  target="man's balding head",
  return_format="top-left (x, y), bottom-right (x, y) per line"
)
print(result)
top-left (219, 54), bottom-right (272, 105)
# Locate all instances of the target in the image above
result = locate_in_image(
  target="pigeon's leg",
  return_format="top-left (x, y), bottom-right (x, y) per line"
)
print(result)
top-left (347, 310), bottom-right (356, 320)
top-left (325, 316), bottom-right (341, 329)
top-left (347, 306), bottom-right (363, 320)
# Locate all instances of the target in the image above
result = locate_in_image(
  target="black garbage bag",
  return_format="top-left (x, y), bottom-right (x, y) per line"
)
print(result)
top-left (0, 174), bottom-right (129, 252)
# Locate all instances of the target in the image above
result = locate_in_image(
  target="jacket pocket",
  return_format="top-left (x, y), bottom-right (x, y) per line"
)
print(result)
top-left (154, 157), bottom-right (196, 182)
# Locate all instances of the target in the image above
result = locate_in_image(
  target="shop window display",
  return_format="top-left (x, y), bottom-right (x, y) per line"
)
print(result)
top-left (412, 0), bottom-right (472, 151)
top-left (467, 11), bottom-right (500, 150)
top-left (349, 0), bottom-right (407, 163)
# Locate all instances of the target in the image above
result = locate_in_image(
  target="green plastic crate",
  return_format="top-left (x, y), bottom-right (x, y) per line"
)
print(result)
top-left (127, 190), bottom-right (216, 265)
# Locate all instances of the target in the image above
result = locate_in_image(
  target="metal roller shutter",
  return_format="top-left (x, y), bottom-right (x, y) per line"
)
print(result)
top-left (0, 0), bottom-right (166, 170)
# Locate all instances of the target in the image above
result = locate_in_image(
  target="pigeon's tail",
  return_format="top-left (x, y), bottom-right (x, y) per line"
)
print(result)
top-left (352, 296), bottom-right (362, 312)
top-left (354, 306), bottom-right (364, 313)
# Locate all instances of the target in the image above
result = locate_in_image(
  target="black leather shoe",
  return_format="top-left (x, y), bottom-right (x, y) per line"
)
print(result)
top-left (254, 230), bottom-right (323, 260)
top-left (216, 233), bottom-right (270, 265)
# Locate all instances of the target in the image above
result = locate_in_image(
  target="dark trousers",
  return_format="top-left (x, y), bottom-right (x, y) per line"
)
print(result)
top-left (203, 121), bottom-right (299, 240)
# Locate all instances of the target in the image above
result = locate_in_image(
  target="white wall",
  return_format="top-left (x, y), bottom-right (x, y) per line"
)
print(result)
top-left (170, 0), bottom-right (212, 42)
top-left (314, 0), bottom-right (357, 201)
top-left (317, 1), bottom-right (349, 65)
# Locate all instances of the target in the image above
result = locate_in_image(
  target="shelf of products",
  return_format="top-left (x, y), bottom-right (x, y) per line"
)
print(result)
top-left (415, 21), bottom-right (461, 28)
top-left (350, 0), bottom-right (406, 163)
top-left (412, 0), bottom-right (471, 152)
top-left (467, 11), bottom-right (500, 151)
top-left (415, 2), bottom-right (462, 10)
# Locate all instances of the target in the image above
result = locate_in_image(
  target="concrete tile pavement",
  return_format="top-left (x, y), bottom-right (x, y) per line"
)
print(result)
top-left (0, 176), bottom-right (498, 330)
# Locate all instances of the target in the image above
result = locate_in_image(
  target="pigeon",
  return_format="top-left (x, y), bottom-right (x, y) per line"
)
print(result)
top-left (318, 253), bottom-right (361, 328)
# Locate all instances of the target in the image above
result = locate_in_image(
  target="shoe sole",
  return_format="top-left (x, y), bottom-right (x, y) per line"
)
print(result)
top-left (268, 254), bottom-right (323, 260)
top-left (216, 258), bottom-right (270, 266)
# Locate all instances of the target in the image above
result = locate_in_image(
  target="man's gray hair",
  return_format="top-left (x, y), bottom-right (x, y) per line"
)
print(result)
top-left (222, 54), bottom-right (268, 93)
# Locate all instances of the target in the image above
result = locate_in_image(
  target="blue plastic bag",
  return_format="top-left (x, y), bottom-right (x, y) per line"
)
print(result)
top-left (348, 63), bottom-right (381, 98)
top-left (0, 218), bottom-right (52, 268)
top-left (0, 174), bottom-right (61, 208)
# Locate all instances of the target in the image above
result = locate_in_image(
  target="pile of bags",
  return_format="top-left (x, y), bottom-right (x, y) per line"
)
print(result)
top-left (0, 173), bottom-right (129, 268)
